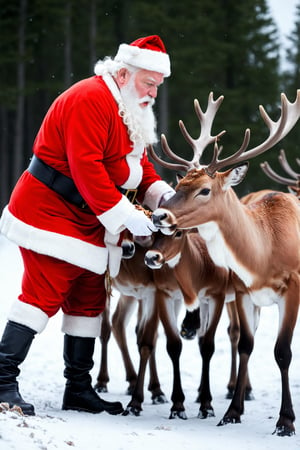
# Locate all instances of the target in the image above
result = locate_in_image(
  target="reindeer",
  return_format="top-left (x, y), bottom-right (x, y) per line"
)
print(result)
top-left (260, 148), bottom-right (300, 198)
top-left (95, 228), bottom-right (252, 419)
top-left (94, 234), bottom-right (169, 404)
top-left (144, 228), bottom-right (253, 418)
top-left (150, 91), bottom-right (300, 436)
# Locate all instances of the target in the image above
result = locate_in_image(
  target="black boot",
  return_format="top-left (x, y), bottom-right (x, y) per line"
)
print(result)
top-left (0, 321), bottom-right (36, 416)
top-left (62, 334), bottom-right (123, 415)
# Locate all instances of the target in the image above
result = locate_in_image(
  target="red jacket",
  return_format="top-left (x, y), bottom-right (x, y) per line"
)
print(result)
top-left (0, 76), bottom-right (171, 276)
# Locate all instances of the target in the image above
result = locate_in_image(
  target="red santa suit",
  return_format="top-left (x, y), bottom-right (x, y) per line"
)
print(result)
top-left (0, 72), bottom-right (173, 337)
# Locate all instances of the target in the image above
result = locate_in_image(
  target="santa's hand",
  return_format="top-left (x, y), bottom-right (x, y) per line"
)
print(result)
top-left (124, 209), bottom-right (157, 236)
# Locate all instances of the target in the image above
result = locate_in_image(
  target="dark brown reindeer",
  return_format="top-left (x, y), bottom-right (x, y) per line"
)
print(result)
top-left (94, 234), bottom-right (169, 404)
top-left (144, 228), bottom-right (253, 418)
top-left (113, 235), bottom-right (186, 418)
top-left (150, 91), bottom-right (300, 436)
top-left (260, 148), bottom-right (300, 198)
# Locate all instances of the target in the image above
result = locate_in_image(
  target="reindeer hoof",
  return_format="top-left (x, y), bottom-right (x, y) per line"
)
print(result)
top-left (245, 389), bottom-right (254, 401)
top-left (197, 407), bottom-right (215, 419)
top-left (217, 415), bottom-right (241, 426)
top-left (225, 388), bottom-right (234, 399)
top-left (169, 410), bottom-right (187, 420)
top-left (152, 394), bottom-right (168, 405)
top-left (180, 327), bottom-right (197, 340)
top-left (273, 425), bottom-right (295, 437)
top-left (125, 386), bottom-right (135, 396)
top-left (122, 406), bottom-right (141, 417)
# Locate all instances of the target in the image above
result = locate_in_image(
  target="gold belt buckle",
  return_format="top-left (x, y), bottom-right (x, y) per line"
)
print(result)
top-left (124, 189), bottom-right (138, 203)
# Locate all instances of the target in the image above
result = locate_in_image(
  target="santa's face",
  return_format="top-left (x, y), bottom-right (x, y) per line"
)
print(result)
top-left (118, 69), bottom-right (162, 145)
top-left (133, 69), bottom-right (164, 108)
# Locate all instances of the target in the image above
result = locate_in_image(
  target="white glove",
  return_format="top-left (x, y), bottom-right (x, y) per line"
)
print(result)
top-left (124, 208), bottom-right (157, 236)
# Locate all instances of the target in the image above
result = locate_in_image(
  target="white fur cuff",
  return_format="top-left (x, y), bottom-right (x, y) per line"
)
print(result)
top-left (8, 300), bottom-right (49, 334)
top-left (62, 314), bottom-right (102, 337)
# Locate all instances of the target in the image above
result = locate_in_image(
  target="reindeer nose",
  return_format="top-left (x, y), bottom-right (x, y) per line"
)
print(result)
top-left (144, 251), bottom-right (163, 269)
top-left (152, 211), bottom-right (167, 227)
top-left (121, 240), bottom-right (135, 259)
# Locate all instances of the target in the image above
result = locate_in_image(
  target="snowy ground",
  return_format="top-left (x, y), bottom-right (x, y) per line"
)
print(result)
top-left (0, 234), bottom-right (300, 450)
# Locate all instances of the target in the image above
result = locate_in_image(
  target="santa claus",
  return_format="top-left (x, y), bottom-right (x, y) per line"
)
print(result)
top-left (0, 35), bottom-right (174, 416)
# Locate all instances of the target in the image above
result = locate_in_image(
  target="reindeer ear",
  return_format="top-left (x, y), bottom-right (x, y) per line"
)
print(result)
top-left (176, 173), bottom-right (184, 183)
top-left (223, 162), bottom-right (249, 190)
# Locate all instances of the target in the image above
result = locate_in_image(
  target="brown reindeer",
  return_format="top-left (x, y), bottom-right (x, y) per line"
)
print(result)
top-left (94, 234), bottom-right (169, 404)
top-left (95, 228), bottom-right (251, 419)
top-left (150, 91), bottom-right (300, 436)
top-left (144, 228), bottom-right (253, 418)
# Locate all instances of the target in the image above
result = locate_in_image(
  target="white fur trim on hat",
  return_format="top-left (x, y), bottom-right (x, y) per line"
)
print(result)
top-left (115, 44), bottom-right (171, 77)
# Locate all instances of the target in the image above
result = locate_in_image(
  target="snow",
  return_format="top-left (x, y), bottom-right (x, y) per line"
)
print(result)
top-left (0, 234), bottom-right (300, 449)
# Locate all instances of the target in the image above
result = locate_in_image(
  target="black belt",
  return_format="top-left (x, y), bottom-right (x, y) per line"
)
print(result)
top-left (28, 155), bottom-right (88, 208)
top-left (28, 155), bottom-right (138, 207)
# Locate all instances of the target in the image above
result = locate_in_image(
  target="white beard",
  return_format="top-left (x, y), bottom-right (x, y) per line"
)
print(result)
top-left (119, 75), bottom-right (158, 146)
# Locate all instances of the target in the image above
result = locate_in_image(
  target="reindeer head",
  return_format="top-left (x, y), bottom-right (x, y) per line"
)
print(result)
top-left (151, 91), bottom-right (300, 233)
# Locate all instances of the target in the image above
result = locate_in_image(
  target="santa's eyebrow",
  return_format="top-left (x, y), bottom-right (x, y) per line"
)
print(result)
top-left (145, 76), bottom-right (163, 86)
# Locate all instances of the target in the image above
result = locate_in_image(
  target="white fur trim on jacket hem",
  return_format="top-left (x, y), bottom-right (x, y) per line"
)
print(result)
top-left (98, 195), bottom-right (135, 234)
top-left (62, 313), bottom-right (102, 337)
top-left (143, 180), bottom-right (175, 211)
top-left (0, 206), bottom-right (108, 274)
top-left (8, 300), bottom-right (49, 334)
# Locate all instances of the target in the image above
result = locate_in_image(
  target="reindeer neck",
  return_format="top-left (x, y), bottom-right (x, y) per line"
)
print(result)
top-left (197, 189), bottom-right (267, 287)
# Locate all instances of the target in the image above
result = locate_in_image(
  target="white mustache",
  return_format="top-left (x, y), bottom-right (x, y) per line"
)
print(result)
top-left (139, 96), bottom-right (155, 106)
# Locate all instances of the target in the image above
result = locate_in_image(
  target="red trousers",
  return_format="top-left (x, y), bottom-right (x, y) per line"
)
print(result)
top-left (19, 248), bottom-right (107, 318)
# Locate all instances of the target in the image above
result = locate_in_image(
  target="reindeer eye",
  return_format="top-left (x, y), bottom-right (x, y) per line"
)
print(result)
top-left (196, 188), bottom-right (210, 197)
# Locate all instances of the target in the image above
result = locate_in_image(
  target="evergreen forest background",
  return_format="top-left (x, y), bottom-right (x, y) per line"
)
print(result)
top-left (1, 0), bottom-right (300, 208)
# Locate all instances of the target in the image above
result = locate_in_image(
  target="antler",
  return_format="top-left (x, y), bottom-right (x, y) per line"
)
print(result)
top-left (205, 90), bottom-right (300, 175)
top-left (148, 92), bottom-right (226, 172)
top-left (278, 148), bottom-right (300, 178)
top-left (260, 149), bottom-right (300, 187)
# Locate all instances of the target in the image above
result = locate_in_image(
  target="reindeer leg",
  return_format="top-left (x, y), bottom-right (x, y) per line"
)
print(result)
top-left (225, 301), bottom-right (239, 399)
top-left (218, 294), bottom-right (258, 426)
top-left (225, 301), bottom-right (254, 401)
top-left (148, 345), bottom-right (168, 404)
top-left (158, 292), bottom-right (187, 420)
top-left (272, 274), bottom-right (299, 436)
top-left (123, 292), bottom-right (159, 416)
top-left (111, 295), bottom-right (138, 395)
top-left (94, 299), bottom-right (111, 392)
top-left (196, 298), bottom-right (223, 419)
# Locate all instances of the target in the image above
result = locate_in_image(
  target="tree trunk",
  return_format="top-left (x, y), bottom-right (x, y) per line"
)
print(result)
top-left (13, 0), bottom-right (27, 185)
top-left (89, 0), bottom-right (97, 73)
top-left (64, 1), bottom-right (72, 88)
top-left (0, 106), bottom-right (10, 208)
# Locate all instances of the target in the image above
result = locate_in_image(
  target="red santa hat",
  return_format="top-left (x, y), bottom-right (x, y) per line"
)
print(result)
top-left (114, 35), bottom-right (171, 77)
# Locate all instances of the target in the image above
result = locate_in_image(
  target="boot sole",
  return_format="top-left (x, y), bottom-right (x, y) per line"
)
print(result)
top-left (62, 405), bottom-right (124, 415)
top-left (62, 405), bottom-right (104, 414)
